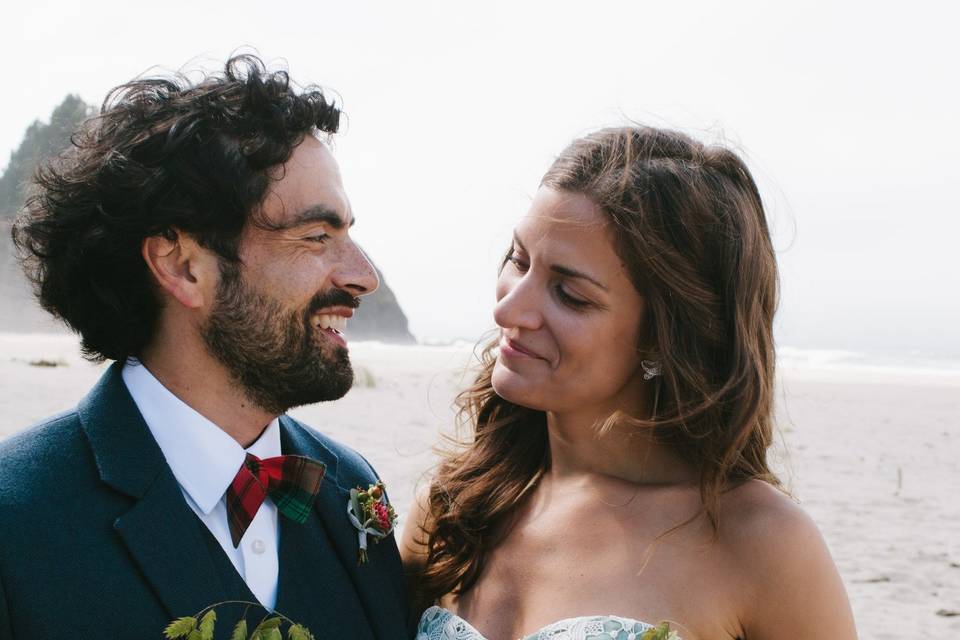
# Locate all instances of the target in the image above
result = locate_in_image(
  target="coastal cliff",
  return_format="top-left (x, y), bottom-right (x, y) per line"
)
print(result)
top-left (0, 97), bottom-right (415, 343)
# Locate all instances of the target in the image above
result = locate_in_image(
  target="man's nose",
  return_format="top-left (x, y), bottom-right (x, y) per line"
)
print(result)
top-left (333, 241), bottom-right (380, 297)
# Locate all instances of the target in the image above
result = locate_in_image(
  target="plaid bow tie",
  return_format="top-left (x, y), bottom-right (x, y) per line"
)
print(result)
top-left (226, 453), bottom-right (326, 547)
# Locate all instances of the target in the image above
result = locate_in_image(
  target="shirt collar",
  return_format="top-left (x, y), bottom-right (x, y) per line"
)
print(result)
top-left (121, 360), bottom-right (281, 515)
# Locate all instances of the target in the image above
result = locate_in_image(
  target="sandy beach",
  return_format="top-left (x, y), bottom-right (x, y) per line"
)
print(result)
top-left (1, 333), bottom-right (957, 639)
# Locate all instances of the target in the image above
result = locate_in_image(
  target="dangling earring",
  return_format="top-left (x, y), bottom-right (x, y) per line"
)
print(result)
top-left (651, 378), bottom-right (661, 419)
top-left (641, 359), bottom-right (661, 380)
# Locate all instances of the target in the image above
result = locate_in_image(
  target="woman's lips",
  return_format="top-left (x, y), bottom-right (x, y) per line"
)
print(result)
top-left (500, 337), bottom-right (544, 361)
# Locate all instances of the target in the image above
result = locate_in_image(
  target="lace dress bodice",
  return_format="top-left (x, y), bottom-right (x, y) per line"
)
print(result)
top-left (416, 606), bottom-right (675, 640)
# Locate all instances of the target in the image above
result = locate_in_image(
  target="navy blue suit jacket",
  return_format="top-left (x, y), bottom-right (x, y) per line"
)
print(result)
top-left (0, 363), bottom-right (408, 639)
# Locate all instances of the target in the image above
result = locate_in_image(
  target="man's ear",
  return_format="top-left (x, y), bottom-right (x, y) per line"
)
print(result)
top-left (142, 229), bottom-right (220, 309)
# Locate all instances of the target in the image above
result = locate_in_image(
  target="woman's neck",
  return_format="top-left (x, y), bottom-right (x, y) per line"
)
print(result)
top-left (544, 409), bottom-right (696, 487)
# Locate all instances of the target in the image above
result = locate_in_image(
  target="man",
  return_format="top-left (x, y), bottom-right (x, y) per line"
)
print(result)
top-left (0, 55), bottom-right (407, 639)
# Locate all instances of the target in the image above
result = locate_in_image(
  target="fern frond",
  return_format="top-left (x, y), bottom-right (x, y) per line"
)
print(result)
top-left (230, 619), bottom-right (248, 640)
top-left (164, 616), bottom-right (197, 639)
top-left (199, 610), bottom-right (217, 640)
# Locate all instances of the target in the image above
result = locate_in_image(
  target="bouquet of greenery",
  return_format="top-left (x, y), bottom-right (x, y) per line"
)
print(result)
top-left (641, 623), bottom-right (680, 640)
top-left (165, 603), bottom-right (316, 640)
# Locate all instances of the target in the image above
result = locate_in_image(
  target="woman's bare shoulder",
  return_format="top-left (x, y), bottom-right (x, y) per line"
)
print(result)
top-left (717, 480), bottom-right (857, 638)
top-left (721, 479), bottom-right (806, 532)
top-left (718, 479), bottom-right (829, 573)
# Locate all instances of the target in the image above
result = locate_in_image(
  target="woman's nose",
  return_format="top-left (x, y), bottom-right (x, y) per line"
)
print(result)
top-left (493, 273), bottom-right (543, 331)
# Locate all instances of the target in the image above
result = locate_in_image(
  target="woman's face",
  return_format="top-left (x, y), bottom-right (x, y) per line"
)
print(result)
top-left (492, 187), bottom-right (649, 417)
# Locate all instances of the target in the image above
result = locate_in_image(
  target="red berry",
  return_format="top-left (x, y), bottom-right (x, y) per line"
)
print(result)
top-left (373, 502), bottom-right (391, 530)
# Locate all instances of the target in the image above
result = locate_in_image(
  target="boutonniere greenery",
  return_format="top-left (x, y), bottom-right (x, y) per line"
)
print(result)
top-left (347, 480), bottom-right (398, 564)
top-left (164, 603), bottom-right (316, 640)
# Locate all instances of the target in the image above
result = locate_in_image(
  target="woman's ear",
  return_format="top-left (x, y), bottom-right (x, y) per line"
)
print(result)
top-left (141, 229), bottom-right (220, 309)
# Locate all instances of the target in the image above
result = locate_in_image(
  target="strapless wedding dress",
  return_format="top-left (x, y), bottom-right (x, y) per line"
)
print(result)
top-left (416, 605), bottom-right (673, 640)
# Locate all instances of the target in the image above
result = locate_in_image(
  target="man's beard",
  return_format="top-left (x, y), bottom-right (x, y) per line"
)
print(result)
top-left (201, 260), bottom-right (356, 415)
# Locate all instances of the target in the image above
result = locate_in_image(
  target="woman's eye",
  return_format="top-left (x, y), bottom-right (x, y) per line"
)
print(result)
top-left (555, 284), bottom-right (590, 309)
top-left (507, 253), bottom-right (528, 271)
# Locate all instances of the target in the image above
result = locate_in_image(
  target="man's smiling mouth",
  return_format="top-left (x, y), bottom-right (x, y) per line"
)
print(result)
top-left (311, 310), bottom-right (351, 347)
top-left (314, 313), bottom-right (347, 332)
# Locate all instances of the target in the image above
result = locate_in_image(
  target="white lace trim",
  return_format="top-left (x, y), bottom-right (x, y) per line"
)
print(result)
top-left (416, 606), bottom-right (660, 640)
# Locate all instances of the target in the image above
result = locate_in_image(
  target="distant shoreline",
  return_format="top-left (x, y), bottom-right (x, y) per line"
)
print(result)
top-left (2, 332), bottom-right (959, 386)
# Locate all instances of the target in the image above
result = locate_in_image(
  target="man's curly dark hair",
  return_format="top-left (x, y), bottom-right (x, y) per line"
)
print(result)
top-left (12, 54), bottom-right (341, 363)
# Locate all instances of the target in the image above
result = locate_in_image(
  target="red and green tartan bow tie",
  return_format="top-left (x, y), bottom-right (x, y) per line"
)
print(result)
top-left (226, 453), bottom-right (326, 547)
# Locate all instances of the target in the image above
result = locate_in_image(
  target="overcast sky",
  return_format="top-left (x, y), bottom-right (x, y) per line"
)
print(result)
top-left (3, 0), bottom-right (958, 355)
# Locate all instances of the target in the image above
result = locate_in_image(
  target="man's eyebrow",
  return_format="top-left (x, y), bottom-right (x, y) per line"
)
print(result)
top-left (512, 232), bottom-right (608, 291)
top-left (267, 205), bottom-right (355, 231)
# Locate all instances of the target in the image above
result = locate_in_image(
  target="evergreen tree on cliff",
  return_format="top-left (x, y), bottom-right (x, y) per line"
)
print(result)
top-left (0, 95), bottom-right (93, 216)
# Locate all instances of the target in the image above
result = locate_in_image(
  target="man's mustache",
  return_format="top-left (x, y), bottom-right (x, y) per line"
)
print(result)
top-left (307, 288), bottom-right (361, 315)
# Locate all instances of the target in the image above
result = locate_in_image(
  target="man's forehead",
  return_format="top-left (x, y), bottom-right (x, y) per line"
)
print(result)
top-left (258, 138), bottom-right (354, 229)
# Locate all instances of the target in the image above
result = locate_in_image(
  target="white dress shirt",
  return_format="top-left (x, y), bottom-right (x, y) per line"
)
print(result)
top-left (121, 361), bottom-right (280, 609)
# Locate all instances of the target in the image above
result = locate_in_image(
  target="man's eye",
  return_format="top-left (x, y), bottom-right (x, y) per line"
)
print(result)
top-left (305, 234), bottom-right (329, 244)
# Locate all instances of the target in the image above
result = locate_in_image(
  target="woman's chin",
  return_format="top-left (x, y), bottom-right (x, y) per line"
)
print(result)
top-left (491, 361), bottom-right (548, 411)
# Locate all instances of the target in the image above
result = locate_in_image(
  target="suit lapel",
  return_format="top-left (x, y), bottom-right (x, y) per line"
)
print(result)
top-left (78, 363), bottom-right (228, 619)
top-left (113, 475), bottom-right (230, 619)
top-left (279, 417), bottom-right (406, 639)
top-left (274, 505), bottom-right (374, 638)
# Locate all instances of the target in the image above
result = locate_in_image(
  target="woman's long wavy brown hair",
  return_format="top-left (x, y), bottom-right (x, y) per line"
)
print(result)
top-left (416, 126), bottom-right (781, 606)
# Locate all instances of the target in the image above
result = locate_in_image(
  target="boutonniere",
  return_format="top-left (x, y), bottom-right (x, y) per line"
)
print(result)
top-left (347, 480), bottom-right (398, 564)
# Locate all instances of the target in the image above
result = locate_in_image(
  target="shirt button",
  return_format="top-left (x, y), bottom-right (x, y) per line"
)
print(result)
top-left (251, 539), bottom-right (266, 555)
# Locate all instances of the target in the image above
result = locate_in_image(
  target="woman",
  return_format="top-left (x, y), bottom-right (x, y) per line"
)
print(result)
top-left (401, 127), bottom-right (857, 639)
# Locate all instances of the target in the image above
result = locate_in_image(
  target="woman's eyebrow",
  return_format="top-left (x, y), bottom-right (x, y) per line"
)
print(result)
top-left (513, 232), bottom-right (608, 291)
top-left (551, 264), bottom-right (608, 291)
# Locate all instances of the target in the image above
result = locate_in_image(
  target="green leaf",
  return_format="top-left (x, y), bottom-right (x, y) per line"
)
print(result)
top-left (288, 624), bottom-right (316, 640)
top-left (164, 617), bottom-right (198, 639)
top-left (199, 610), bottom-right (217, 640)
top-left (350, 488), bottom-right (361, 517)
top-left (187, 630), bottom-right (203, 640)
top-left (640, 623), bottom-right (676, 640)
top-left (230, 619), bottom-right (248, 640)
top-left (257, 616), bottom-right (282, 631)
top-left (250, 632), bottom-right (262, 640)
top-left (263, 629), bottom-right (282, 640)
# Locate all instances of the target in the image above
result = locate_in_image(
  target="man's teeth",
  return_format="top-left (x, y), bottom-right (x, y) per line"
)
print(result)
top-left (315, 314), bottom-right (347, 332)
